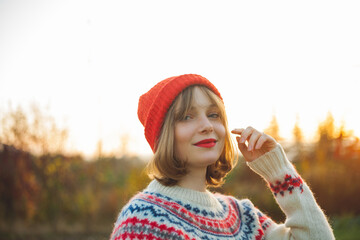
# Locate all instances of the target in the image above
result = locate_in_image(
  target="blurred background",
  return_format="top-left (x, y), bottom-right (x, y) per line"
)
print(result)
top-left (1, 0), bottom-right (359, 239)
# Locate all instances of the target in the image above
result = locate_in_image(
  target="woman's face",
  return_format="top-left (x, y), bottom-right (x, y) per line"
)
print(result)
top-left (174, 87), bottom-right (225, 170)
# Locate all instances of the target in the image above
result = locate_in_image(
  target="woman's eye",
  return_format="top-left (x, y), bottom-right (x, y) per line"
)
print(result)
top-left (209, 113), bottom-right (220, 118)
top-left (184, 115), bottom-right (192, 120)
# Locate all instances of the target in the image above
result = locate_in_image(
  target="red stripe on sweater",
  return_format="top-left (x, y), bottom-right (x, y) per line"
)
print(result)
top-left (138, 193), bottom-right (241, 235)
top-left (112, 216), bottom-right (195, 240)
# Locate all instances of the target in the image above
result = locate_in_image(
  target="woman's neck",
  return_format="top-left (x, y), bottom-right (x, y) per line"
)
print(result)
top-left (177, 168), bottom-right (207, 192)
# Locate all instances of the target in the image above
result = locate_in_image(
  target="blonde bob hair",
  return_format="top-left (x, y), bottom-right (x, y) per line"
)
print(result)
top-left (146, 85), bottom-right (237, 187)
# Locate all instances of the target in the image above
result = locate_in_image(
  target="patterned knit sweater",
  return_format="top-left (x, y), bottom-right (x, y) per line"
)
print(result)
top-left (110, 145), bottom-right (334, 240)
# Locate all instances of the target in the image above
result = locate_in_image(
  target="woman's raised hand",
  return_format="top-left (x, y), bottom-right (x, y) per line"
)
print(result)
top-left (231, 127), bottom-right (277, 162)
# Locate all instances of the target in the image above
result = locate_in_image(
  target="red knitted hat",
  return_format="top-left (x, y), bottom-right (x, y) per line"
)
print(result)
top-left (138, 74), bottom-right (223, 152)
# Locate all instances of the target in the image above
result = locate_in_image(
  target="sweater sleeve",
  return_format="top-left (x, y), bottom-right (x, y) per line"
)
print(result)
top-left (247, 144), bottom-right (335, 240)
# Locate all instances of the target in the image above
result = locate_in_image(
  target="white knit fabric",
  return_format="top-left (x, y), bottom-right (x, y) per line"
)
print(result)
top-left (111, 144), bottom-right (335, 240)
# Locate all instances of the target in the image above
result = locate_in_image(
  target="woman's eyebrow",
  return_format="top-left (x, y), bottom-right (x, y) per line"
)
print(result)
top-left (190, 103), bottom-right (217, 109)
top-left (208, 104), bottom-right (218, 108)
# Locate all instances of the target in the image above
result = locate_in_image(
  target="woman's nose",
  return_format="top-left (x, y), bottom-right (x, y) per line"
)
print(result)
top-left (199, 115), bottom-right (214, 133)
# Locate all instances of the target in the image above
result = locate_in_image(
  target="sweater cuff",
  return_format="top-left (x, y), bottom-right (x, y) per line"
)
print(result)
top-left (247, 144), bottom-right (297, 183)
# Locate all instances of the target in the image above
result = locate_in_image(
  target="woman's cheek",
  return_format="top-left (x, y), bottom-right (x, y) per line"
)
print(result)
top-left (215, 122), bottom-right (226, 139)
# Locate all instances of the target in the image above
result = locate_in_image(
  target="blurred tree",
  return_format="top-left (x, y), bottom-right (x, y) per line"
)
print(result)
top-left (334, 121), bottom-right (354, 159)
top-left (0, 144), bottom-right (38, 231)
top-left (293, 115), bottom-right (304, 145)
top-left (0, 106), bottom-right (29, 150)
top-left (120, 134), bottom-right (130, 157)
top-left (292, 115), bottom-right (305, 163)
top-left (317, 112), bottom-right (336, 141)
top-left (0, 103), bottom-right (68, 231)
top-left (264, 114), bottom-right (282, 141)
top-left (97, 139), bottom-right (103, 159)
top-left (316, 112), bottom-right (335, 163)
top-left (0, 103), bottom-right (68, 155)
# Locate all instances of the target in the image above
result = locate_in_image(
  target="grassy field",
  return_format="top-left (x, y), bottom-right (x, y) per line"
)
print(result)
top-left (332, 215), bottom-right (360, 240)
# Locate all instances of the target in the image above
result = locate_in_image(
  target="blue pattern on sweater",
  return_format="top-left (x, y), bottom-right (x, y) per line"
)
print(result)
top-left (116, 191), bottom-right (262, 240)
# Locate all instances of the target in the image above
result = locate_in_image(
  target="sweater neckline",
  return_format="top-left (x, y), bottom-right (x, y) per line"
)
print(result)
top-left (145, 180), bottom-right (223, 209)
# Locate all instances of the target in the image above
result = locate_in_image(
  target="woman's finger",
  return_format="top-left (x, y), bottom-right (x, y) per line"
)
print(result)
top-left (231, 128), bottom-right (244, 135)
top-left (236, 136), bottom-right (249, 154)
top-left (255, 134), bottom-right (268, 150)
top-left (238, 126), bottom-right (255, 143)
top-left (247, 130), bottom-right (262, 151)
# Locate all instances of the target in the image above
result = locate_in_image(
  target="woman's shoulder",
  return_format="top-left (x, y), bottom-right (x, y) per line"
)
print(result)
top-left (115, 189), bottom-right (178, 222)
top-left (111, 189), bottom-right (198, 240)
top-left (214, 192), bottom-right (255, 208)
top-left (214, 193), bottom-right (258, 215)
top-left (116, 191), bottom-right (154, 217)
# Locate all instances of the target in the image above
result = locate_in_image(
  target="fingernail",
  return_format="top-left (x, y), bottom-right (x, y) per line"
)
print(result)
top-left (248, 145), bottom-right (252, 151)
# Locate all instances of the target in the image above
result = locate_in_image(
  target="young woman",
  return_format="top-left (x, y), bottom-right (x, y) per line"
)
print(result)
top-left (110, 74), bottom-right (334, 240)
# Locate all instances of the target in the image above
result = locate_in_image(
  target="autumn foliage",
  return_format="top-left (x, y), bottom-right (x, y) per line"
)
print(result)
top-left (0, 106), bottom-right (359, 235)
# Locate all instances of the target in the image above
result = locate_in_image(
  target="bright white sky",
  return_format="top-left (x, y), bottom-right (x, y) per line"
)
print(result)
top-left (1, 0), bottom-right (359, 158)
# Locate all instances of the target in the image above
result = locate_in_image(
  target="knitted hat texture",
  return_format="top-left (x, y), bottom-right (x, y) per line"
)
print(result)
top-left (138, 74), bottom-right (222, 152)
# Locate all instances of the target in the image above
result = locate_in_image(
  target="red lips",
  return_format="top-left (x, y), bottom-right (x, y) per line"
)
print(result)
top-left (194, 138), bottom-right (217, 148)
